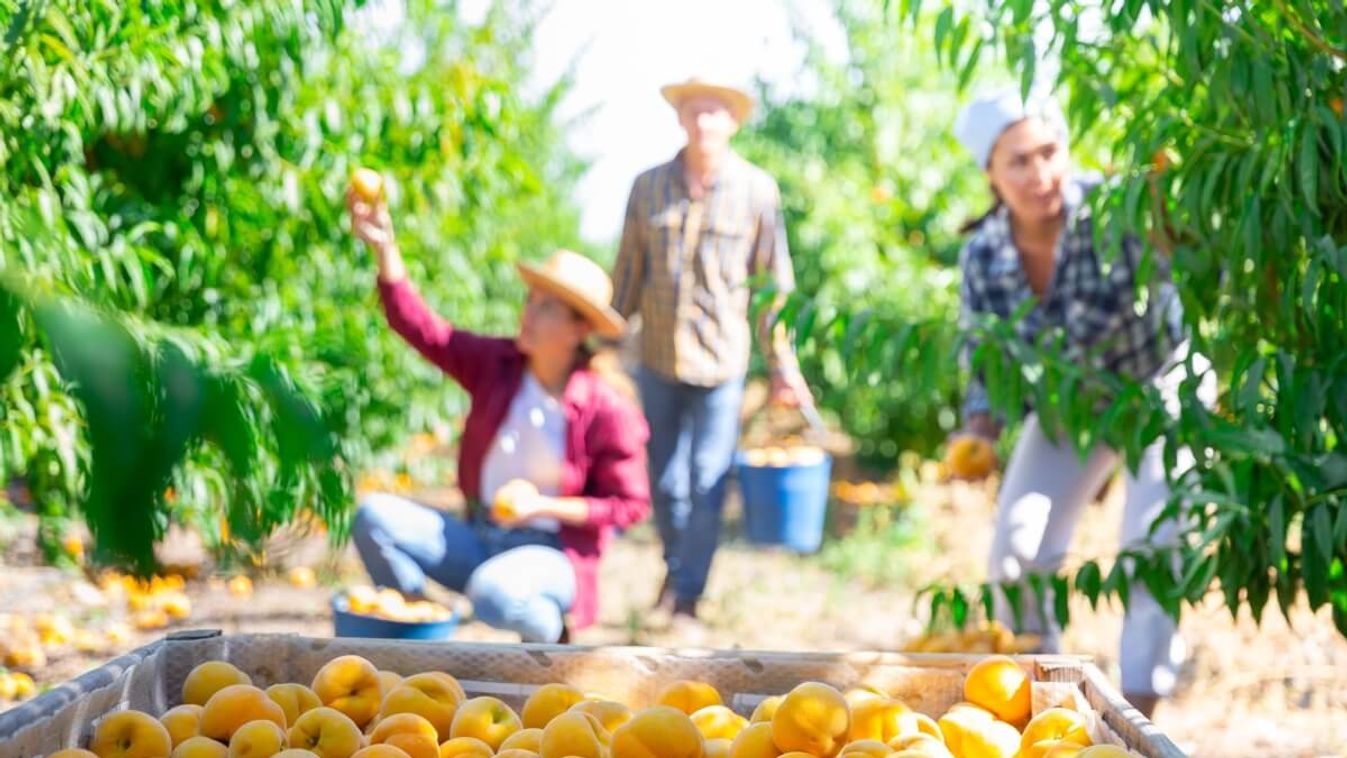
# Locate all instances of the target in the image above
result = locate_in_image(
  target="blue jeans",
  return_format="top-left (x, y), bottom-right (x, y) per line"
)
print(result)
top-left (351, 492), bottom-right (576, 643)
top-left (637, 368), bottom-right (745, 603)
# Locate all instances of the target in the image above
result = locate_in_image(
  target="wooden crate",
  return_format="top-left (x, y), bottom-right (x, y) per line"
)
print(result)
top-left (0, 630), bottom-right (1184, 758)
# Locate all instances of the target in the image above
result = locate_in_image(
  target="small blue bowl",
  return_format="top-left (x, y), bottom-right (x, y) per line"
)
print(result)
top-left (331, 594), bottom-right (459, 640)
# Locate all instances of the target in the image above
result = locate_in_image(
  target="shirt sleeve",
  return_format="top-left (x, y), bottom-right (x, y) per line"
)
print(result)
top-left (378, 277), bottom-right (502, 396)
top-left (958, 241), bottom-right (993, 422)
top-left (610, 179), bottom-right (646, 320)
top-left (580, 393), bottom-right (652, 530)
top-left (751, 179), bottom-right (801, 377)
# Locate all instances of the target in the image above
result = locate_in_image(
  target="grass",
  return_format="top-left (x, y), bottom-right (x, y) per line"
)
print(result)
top-left (818, 501), bottom-right (928, 588)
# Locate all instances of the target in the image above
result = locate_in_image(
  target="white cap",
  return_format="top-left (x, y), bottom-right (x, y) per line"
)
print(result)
top-left (954, 86), bottom-right (1069, 168)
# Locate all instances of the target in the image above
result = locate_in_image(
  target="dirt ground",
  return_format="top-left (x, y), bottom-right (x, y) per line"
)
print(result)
top-left (2, 474), bottom-right (1345, 757)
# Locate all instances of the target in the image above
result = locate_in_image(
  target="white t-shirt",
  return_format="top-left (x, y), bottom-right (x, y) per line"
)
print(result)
top-left (479, 373), bottom-right (567, 532)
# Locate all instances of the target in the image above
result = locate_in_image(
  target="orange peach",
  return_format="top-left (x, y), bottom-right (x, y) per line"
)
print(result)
top-left (610, 706), bottom-right (702, 758)
top-left (435, 737), bottom-right (494, 758)
top-left (749, 696), bottom-right (782, 724)
top-left (369, 714), bottom-right (440, 758)
top-left (771, 682), bottom-right (850, 758)
top-left (848, 698), bottom-right (912, 743)
top-left (267, 684), bottom-right (323, 727)
top-left (728, 722), bottom-right (779, 758)
top-left (690, 705), bottom-right (748, 741)
top-left (184, 662), bottom-right (253, 707)
top-left (838, 740), bottom-right (891, 758)
top-left (498, 728), bottom-right (544, 752)
top-left (522, 683), bottom-right (587, 729)
top-left (162, 704), bottom-right (206, 748)
top-left (567, 700), bottom-right (633, 733)
top-left (171, 736), bottom-right (229, 758)
top-left (655, 680), bottom-right (722, 715)
top-left (201, 685), bottom-right (287, 742)
top-left (288, 707), bottom-right (363, 758)
top-left (379, 673), bottom-right (464, 741)
top-left (228, 720), bottom-right (287, 758)
top-left (447, 697), bottom-right (521, 751)
top-left (90, 710), bottom-right (174, 758)
top-left (1020, 708), bottom-right (1091, 757)
top-left (350, 748), bottom-right (410, 758)
top-left (963, 656), bottom-right (1031, 728)
top-left (312, 656), bottom-right (383, 729)
top-left (539, 711), bottom-right (608, 758)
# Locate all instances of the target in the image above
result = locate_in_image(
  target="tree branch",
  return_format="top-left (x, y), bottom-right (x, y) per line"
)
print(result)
top-left (1272, 0), bottom-right (1347, 61)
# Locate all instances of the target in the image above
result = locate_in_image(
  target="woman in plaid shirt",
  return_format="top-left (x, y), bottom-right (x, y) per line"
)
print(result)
top-left (952, 87), bottom-right (1214, 718)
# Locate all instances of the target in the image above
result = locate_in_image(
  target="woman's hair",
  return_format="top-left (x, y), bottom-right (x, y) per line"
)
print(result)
top-left (960, 186), bottom-right (1004, 235)
top-left (555, 302), bottom-right (637, 401)
top-left (579, 345), bottom-right (638, 401)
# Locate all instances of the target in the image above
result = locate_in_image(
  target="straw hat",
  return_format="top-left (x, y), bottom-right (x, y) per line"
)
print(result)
top-left (660, 77), bottom-right (754, 123)
top-left (516, 249), bottom-right (627, 340)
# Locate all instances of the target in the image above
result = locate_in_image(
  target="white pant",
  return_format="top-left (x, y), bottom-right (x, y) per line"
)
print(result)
top-left (988, 350), bottom-right (1214, 697)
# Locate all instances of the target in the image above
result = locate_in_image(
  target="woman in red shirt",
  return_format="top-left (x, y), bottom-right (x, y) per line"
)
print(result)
top-left (346, 188), bottom-right (650, 643)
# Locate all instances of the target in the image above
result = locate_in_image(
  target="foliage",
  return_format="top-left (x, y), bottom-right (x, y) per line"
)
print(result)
top-left (0, 0), bottom-right (584, 570)
top-left (882, 0), bottom-right (1347, 635)
top-left (737, 0), bottom-right (991, 463)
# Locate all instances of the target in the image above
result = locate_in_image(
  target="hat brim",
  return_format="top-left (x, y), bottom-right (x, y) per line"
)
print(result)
top-left (661, 82), bottom-right (754, 123)
top-left (516, 262), bottom-right (627, 340)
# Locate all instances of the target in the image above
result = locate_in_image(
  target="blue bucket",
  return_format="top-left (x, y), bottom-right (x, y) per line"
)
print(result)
top-left (331, 595), bottom-right (459, 640)
top-left (735, 451), bottom-right (832, 553)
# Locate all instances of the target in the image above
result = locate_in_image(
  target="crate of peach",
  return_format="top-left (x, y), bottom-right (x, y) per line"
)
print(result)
top-left (0, 631), bottom-right (1181, 758)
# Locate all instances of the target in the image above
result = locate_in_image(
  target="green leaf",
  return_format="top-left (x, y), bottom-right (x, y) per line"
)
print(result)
top-left (0, 282), bottom-right (23, 382)
top-left (1104, 560), bottom-right (1131, 610)
top-left (952, 587), bottom-right (969, 629)
top-left (1075, 561), bottom-right (1102, 610)
top-left (1052, 574), bottom-right (1070, 629)
top-left (1299, 121), bottom-right (1320, 215)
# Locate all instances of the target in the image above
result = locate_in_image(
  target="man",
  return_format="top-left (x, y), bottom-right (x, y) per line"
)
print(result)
top-left (611, 77), bottom-right (813, 630)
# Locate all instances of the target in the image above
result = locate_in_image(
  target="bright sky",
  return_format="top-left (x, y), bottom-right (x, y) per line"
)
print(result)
top-left (460, 0), bottom-right (847, 243)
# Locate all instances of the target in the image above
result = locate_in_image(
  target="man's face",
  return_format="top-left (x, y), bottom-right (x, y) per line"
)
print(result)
top-left (678, 95), bottom-right (739, 155)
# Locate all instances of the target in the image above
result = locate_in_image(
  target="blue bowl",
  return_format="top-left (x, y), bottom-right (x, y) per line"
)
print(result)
top-left (331, 594), bottom-right (459, 640)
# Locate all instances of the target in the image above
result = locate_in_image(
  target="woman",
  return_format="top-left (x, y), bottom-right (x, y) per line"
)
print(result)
top-left (346, 185), bottom-right (650, 644)
top-left (951, 88), bottom-right (1214, 717)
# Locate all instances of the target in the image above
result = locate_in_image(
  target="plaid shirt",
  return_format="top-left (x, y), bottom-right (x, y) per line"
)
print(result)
top-left (611, 150), bottom-right (799, 387)
top-left (959, 176), bottom-right (1185, 420)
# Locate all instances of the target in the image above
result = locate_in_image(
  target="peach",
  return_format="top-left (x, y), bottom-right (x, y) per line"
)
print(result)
top-left (161, 705), bottom-right (206, 748)
top-left (171, 736), bottom-right (229, 758)
top-left (288, 707), bottom-right (363, 758)
top-left (655, 680), bottom-right (722, 715)
top-left (447, 697), bottom-right (521, 751)
top-left (228, 720), bottom-right (287, 758)
top-left (267, 684), bottom-right (323, 728)
top-left (435, 737), bottom-right (494, 758)
top-left (498, 728), bottom-right (544, 752)
top-left (610, 706), bottom-right (702, 758)
top-left (312, 656), bottom-right (383, 729)
top-left (201, 686), bottom-right (287, 742)
top-left (380, 673), bottom-right (465, 741)
top-left (771, 683), bottom-right (850, 758)
top-left (369, 713), bottom-right (440, 758)
top-left (567, 700), bottom-right (633, 733)
top-left (90, 710), bottom-right (174, 758)
top-left (184, 662), bottom-right (253, 707)
top-left (728, 722), bottom-right (779, 758)
top-left (521, 683), bottom-right (586, 729)
top-left (690, 705), bottom-right (748, 741)
top-left (538, 711), bottom-right (607, 758)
